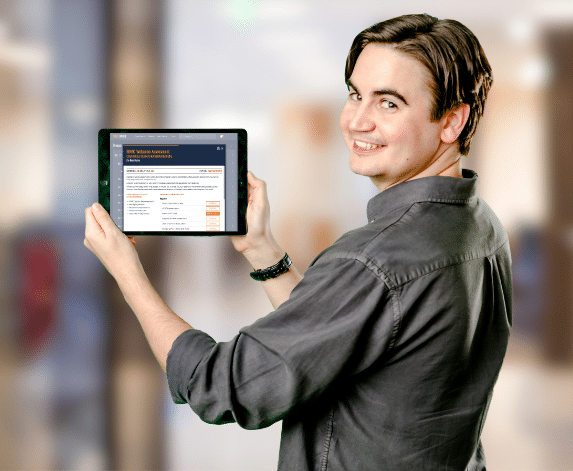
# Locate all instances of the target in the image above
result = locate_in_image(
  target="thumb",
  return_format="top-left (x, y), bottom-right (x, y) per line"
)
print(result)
top-left (247, 171), bottom-right (268, 200)
top-left (90, 202), bottom-right (119, 235)
top-left (247, 171), bottom-right (263, 187)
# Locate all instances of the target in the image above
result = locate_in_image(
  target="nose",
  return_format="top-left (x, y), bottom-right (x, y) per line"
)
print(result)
top-left (348, 102), bottom-right (375, 133)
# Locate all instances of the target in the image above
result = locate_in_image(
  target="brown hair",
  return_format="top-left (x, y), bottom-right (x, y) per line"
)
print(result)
top-left (345, 14), bottom-right (492, 155)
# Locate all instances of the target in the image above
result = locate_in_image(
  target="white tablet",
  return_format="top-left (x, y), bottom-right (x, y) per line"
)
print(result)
top-left (99, 129), bottom-right (247, 235)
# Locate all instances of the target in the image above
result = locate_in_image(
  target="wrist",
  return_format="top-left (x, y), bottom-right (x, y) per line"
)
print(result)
top-left (242, 241), bottom-right (285, 271)
top-left (250, 252), bottom-right (292, 281)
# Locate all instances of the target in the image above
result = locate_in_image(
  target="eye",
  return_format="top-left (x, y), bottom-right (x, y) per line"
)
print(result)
top-left (381, 99), bottom-right (397, 110)
top-left (349, 91), bottom-right (361, 102)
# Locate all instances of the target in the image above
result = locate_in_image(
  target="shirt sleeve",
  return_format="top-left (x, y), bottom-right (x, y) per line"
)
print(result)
top-left (166, 253), bottom-right (396, 430)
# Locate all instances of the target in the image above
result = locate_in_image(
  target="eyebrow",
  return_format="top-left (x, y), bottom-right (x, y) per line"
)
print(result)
top-left (346, 79), bottom-right (409, 106)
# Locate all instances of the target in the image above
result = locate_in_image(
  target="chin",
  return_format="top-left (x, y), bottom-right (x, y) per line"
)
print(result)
top-left (349, 154), bottom-right (382, 178)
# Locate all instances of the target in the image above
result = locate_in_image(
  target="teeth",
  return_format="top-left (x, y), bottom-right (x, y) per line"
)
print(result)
top-left (355, 140), bottom-right (383, 150)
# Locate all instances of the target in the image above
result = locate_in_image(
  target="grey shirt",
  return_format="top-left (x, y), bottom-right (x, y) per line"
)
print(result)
top-left (167, 169), bottom-right (512, 470)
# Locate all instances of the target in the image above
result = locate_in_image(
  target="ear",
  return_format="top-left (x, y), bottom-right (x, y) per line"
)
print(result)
top-left (440, 103), bottom-right (470, 145)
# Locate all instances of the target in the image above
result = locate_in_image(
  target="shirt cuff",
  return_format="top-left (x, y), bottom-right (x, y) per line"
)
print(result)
top-left (166, 329), bottom-right (217, 404)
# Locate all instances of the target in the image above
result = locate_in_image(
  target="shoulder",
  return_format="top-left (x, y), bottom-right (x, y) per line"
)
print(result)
top-left (313, 196), bottom-right (510, 289)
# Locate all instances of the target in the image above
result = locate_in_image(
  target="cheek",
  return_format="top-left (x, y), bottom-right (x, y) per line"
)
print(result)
top-left (389, 117), bottom-right (434, 150)
top-left (415, 123), bottom-right (443, 151)
top-left (382, 119), bottom-right (410, 147)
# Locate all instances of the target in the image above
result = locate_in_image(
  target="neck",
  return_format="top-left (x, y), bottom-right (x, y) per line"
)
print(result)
top-left (372, 144), bottom-right (463, 192)
top-left (435, 158), bottom-right (463, 178)
top-left (410, 142), bottom-right (464, 180)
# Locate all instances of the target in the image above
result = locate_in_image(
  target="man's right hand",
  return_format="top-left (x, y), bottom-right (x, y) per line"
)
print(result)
top-left (230, 171), bottom-right (285, 270)
top-left (231, 171), bottom-right (302, 308)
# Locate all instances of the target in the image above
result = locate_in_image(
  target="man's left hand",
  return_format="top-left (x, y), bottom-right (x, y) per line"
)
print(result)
top-left (84, 202), bottom-right (143, 280)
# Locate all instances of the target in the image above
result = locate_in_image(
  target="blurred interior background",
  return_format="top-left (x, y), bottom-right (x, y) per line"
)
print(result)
top-left (1, 0), bottom-right (572, 469)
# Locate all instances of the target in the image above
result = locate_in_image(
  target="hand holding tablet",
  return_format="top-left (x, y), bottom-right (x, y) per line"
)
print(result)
top-left (98, 129), bottom-right (247, 236)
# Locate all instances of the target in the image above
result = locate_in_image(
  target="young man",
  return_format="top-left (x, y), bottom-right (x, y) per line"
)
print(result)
top-left (85, 14), bottom-right (511, 470)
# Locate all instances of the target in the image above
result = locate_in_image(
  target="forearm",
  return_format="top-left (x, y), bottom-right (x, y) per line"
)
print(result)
top-left (259, 265), bottom-right (303, 310)
top-left (84, 204), bottom-right (192, 373)
top-left (230, 172), bottom-right (303, 309)
top-left (115, 268), bottom-right (192, 372)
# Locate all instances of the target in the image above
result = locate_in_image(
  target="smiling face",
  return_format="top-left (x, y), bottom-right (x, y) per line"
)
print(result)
top-left (340, 44), bottom-right (463, 191)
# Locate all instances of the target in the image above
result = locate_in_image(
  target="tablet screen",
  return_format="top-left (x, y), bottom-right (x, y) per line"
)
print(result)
top-left (98, 129), bottom-right (247, 235)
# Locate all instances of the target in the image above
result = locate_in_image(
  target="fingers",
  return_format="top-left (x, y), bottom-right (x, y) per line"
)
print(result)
top-left (89, 203), bottom-right (119, 236)
top-left (85, 203), bottom-right (123, 255)
top-left (247, 171), bottom-right (266, 191)
top-left (84, 204), bottom-right (141, 277)
top-left (247, 171), bottom-right (268, 204)
top-left (85, 206), bottom-right (105, 239)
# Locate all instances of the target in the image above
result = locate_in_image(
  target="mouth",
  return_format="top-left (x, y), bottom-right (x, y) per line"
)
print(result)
top-left (352, 139), bottom-right (386, 153)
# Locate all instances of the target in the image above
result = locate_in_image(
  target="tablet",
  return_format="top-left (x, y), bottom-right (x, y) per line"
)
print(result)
top-left (98, 129), bottom-right (247, 236)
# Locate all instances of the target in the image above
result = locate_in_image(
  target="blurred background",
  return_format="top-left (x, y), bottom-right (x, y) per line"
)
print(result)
top-left (1, 0), bottom-right (572, 469)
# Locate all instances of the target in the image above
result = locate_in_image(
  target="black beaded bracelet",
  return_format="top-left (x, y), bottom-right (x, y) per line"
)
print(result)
top-left (249, 253), bottom-right (292, 281)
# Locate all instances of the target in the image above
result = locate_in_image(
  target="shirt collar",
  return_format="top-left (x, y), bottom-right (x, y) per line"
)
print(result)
top-left (366, 169), bottom-right (478, 223)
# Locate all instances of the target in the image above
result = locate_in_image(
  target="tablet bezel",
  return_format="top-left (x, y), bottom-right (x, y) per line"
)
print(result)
top-left (98, 128), bottom-right (247, 236)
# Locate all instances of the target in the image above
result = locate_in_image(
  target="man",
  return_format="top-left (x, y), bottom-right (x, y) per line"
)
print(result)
top-left (85, 14), bottom-right (512, 470)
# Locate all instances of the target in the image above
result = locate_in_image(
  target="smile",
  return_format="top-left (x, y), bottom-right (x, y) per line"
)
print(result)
top-left (353, 140), bottom-right (385, 152)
